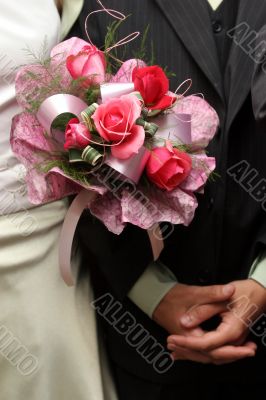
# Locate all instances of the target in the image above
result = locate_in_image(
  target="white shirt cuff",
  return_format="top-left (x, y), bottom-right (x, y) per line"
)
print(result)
top-left (127, 261), bottom-right (177, 318)
top-left (249, 250), bottom-right (266, 288)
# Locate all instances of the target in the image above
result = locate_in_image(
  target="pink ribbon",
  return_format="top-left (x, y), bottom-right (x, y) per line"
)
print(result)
top-left (59, 190), bottom-right (165, 286)
top-left (59, 190), bottom-right (98, 286)
top-left (155, 113), bottom-right (192, 144)
top-left (37, 94), bottom-right (88, 133)
top-left (105, 147), bottom-right (150, 183)
top-left (101, 82), bottom-right (135, 103)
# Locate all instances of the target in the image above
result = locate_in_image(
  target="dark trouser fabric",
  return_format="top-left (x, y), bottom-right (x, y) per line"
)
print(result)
top-left (113, 363), bottom-right (263, 400)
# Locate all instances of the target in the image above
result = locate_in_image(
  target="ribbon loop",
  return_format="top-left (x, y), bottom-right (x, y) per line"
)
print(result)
top-left (37, 94), bottom-right (88, 133)
top-left (82, 145), bottom-right (103, 166)
top-left (81, 103), bottom-right (98, 130)
top-left (136, 118), bottom-right (159, 137)
top-left (101, 82), bottom-right (135, 102)
top-left (69, 148), bottom-right (83, 163)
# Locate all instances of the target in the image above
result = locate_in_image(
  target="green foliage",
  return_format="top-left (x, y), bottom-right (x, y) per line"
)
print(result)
top-left (132, 25), bottom-right (154, 65)
top-left (104, 18), bottom-right (127, 74)
top-left (208, 170), bottom-right (220, 182)
top-left (163, 66), bottom-right (177, 79)
top-left (51, 113), bottom-right (76, 131)
top-left (104, 20), bottom-right (157, 72)
top-left (85, 85), bottom-right (101, 104)
top-left (40, 158), bottom-right (93, 187)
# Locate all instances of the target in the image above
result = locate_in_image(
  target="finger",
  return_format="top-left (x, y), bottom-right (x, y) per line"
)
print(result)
top-left (167, 341), bottom-right (256, 358)
top-left (180, 303), bottom-right (228, 328)
top-left (167, 319), bottom-right (240, 351)
top-left (244, 341), bottom-right (258, 351)
top-left (195, 284), bottom-right (235, 304)
top-left (167, 344), bottom-right (212, 364)
top-left (168, 342), bottom-right (257, 365)
top-left (186, 327), bottom-right (205, 337)
top-left (208, 343), bottom-right (256, 363)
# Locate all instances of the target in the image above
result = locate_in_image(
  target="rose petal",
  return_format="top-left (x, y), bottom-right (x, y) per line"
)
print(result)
top-left (133, 66), bottom-right (169, 106)
top-left (93, 94), bottom-right (142, 142)
top-left (150, 94), bottom-right (176, 111)
top-left (146, 147), bottom-right (172, 174)
top-left (66, 53), bottom-right (88, 79)
top-left (111, 125), bottom-right (145, 159)
top-left (82, 53), bottom-right (106, 84)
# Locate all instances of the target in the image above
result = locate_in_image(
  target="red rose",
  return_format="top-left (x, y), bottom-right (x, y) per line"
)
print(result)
top-left (146, 142), bottom-right (192, 191)
top-left (66, 45), bottom-right (106, 86)
top-left (132, 66), bottom-right (176, 111)
top-left (64, 118), bottom-right (91, 150)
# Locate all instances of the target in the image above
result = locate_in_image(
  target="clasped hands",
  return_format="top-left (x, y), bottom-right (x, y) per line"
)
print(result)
top-left (152, 279), bottom-right (266, 365)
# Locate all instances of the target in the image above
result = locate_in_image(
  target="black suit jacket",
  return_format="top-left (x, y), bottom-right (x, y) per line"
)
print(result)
top-left (72, 0), bottom-right (266, 384)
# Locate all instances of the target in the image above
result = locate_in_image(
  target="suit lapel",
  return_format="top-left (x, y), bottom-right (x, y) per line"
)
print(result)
top-left (225, 0), bottom-right (266, 130)
top-left (154, 0), bottom-right (224, 101)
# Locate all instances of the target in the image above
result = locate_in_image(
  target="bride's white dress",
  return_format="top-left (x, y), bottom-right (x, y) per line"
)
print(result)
top-left (0, 1), bottom-right (117, 399)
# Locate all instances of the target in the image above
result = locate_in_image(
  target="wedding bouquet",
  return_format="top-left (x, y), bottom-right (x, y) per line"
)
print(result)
top-left (10, 12), bottom-right (219, 283)
top-left (11, 37), bottom-right (218, 225)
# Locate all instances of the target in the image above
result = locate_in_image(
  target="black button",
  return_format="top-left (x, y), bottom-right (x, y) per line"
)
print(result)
top-left (208, 197), bottom-right (214, 209)
top-left (198, 268), bottom-right (212, 284)
top-left (212, 20), bottom-right (223, 33)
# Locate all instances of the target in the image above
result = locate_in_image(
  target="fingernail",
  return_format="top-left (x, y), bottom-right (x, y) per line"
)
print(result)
top-left (167, 344), bottom-right (175, 350)
top-left (223, 284), bottom-right (234, 295)
top-left (180, 315), bottom-right (192, 326)
top-left (248, 352), bottom-right (255, 357)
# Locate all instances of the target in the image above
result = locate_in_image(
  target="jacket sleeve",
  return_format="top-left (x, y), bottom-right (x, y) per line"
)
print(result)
top-left (252, 26), bottom-right (266, 126)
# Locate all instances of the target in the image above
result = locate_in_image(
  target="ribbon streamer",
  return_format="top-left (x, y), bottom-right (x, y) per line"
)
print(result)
top-left (59, 190), bottom-right (165, 286)
top-left (59, 190), bottom-right (98, 286)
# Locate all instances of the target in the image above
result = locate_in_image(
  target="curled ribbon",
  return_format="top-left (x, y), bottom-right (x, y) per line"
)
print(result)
top-left (37, 94), bottom-right (88, 133)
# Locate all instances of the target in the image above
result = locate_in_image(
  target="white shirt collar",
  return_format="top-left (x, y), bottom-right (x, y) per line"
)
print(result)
top-left (207, 0), bottom-right (223, 10)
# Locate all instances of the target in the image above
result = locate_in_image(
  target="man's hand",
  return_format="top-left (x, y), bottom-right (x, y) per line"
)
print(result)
top-left (152, 282), bottom-right (253, 363)
top-left (167, 279), bottom-right (266, 365)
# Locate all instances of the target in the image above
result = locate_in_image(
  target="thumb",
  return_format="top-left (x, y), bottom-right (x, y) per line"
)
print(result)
top-left (180, 302), bottom-right (228, 328)
top-left (196, 284), bottom-right (235, 304)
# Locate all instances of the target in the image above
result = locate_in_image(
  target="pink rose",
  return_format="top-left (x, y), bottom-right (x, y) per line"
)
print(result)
top-left (146, 142), bottom-right (192, 191)
top-left (64, 118), bottom-right (91, 150)
top-left (92, 94), bottom-right (145, 160)
top-left (66, 45), bottom-right (106, 86)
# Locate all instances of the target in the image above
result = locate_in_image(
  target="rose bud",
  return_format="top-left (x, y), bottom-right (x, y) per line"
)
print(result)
top-left (64, 118), bottom-right (91, 150)
top-left (132, 65), bottom-right (176, 111)
top-left (146, 141), bottom-right (192, 191)
top-left (66, 45), bottom-right (106, 86)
